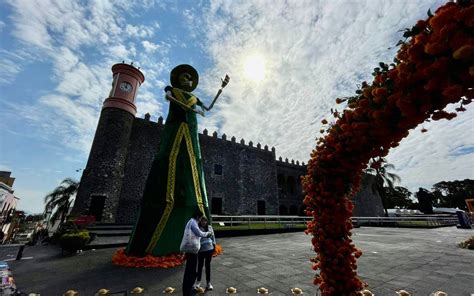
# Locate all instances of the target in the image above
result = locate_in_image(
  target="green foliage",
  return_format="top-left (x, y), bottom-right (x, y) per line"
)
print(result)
top-left (59, 230), bottom-right (90, 252)
top-left (44, 178), bottom-right (79, 226)
top-left (51, 221), bottom-right (78, 244)
top-left (416, 188), bottom-right (434, 214)
top-left (432, 179), bottom-right (474, 210)
top-left (383, 186), bottom-right (413, 209)
top-left (366, 158), bottom-right (401, 216)
top-left (26, 214), bottom-right (44, 222)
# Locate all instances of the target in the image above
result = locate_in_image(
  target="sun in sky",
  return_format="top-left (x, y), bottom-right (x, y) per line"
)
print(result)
top-left (242, 53), bottom-right (266, 82)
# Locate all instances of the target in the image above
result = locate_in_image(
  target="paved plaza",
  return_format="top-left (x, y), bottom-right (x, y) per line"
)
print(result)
top-left (7, 226), bottom-right (474, 295)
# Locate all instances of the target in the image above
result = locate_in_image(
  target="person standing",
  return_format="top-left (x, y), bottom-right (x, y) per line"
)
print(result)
top-left (194, 216), bottom-right (215, 291)
top-left (181, 209), bottom-right (211, 296)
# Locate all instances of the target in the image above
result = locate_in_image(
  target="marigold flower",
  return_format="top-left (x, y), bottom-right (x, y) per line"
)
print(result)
top-left (453, 44), bottom-right (474, 59)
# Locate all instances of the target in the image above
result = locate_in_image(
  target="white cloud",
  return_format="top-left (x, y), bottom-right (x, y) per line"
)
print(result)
top-left (125, 24), bottom-right (155, 39)
top-left (0, 57), bottom-right (22, 84)
top-left (142, 40), bottom-right (161, 53)
top-left (109, 45), bottom-right (131, 60)
top-left (387, 107), bottom-right (474, 192)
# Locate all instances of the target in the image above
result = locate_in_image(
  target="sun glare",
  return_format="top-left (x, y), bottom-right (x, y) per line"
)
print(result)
top-left (243, 54), bottom-right (266, 82)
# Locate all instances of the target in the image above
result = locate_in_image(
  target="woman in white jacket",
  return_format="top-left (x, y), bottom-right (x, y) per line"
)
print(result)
top-left (194, 216), bottom-right (216, 291)
top-left (181, 209), bottom-right (211, 296)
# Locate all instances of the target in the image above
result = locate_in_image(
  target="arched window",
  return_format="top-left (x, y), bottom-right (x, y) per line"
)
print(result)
top-left (287, 176), bottom-right (296, 194)
top-left (277, 174), bottom-right (286, 193)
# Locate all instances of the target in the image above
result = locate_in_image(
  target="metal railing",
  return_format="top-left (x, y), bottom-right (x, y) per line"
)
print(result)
top-left (211, 215), bottom-right (309, 230)
top-left (355, 215), bottom-right (458, 227)
top-left (210, 215), bottom-right (460, 229)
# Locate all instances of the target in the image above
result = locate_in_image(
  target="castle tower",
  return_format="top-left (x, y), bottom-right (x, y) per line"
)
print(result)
top-left (72, 63), bottom-right (145, 222)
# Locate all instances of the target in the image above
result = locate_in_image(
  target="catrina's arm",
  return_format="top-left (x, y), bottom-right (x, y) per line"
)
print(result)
top-left (197, 99), bottom-right (209, 112)
top-left (165, 89), bottom-right (204, 116)
top-left (197, 74), bottom-right (230, 112)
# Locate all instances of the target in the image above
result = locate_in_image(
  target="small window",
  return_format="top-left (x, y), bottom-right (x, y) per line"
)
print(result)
top-left (214, 164), bottom-right (223, 175)
top-left (257, 200), bottom-right (266, 215)
top-left (211, 197), bottom-right (223, 215)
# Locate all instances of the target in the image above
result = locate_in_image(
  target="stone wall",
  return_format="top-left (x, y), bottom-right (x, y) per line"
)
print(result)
top-left (115, 116), bottom-right (164, 222)
top-left (200, 131), bottom-right (279, 215)
top-left (72, 108), bottom-right (134, 222)
top-left (276, 159), bottom-right (306, 215)
top-left (352, 174), bottom-right (385, 217)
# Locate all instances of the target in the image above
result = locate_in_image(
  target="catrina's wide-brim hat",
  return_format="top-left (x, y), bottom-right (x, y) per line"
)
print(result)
top-left (170, 64), bottom-right (199, 91)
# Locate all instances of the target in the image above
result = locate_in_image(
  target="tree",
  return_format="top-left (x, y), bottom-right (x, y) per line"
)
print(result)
top-left (432, 179), bottom-right (474, 210)
top-left (44, 178), bottom-right (79, 226)
top-left (383, 186), bottom-right (413, 209)
top-left (366, 157), bottom-right (402, 216)
top-left (26, 214), bottom-right (44, 222)
top-left (415, 188), bottom-right (434, 214)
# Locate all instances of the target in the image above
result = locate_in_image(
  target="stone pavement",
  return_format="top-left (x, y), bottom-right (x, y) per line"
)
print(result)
top-left (7, 226), bottom-right (474, 295)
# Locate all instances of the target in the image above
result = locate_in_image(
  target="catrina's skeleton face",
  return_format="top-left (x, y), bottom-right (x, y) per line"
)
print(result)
top-left (179, 73), bottom-right (193, 88)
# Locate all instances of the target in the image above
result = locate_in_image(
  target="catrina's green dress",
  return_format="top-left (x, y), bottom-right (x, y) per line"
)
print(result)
top-left (126, 86), bottom-right (210, 257)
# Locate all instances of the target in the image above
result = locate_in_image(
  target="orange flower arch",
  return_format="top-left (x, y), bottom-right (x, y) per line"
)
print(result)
top-left (302, 1), bottom-right (473, 295)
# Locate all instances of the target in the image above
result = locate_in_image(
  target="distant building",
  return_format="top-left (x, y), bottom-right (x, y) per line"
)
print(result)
top-left (71, 63), bottom-right (385, 223)
top-left (0, 171), bottom-right (20, 242)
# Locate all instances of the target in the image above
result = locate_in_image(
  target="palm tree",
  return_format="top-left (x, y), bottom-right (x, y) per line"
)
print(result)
top-left (365, 157), bottom-right (401, 217)
top-left (44, 178), bottom-right (79, 226)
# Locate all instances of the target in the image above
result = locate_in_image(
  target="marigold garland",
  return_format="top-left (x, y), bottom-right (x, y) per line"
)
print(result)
top-left (112, 244), bottom-right (224, 268)
top-left (112, 249), bottom-right (185, 268)
top-left (302, 1), bottom-right (473, 295)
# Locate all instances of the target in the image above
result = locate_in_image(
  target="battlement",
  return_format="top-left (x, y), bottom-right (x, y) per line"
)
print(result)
top-left (276, 156), bottom-right (306, 168)
top-left (140, 113), bottom-right (305, 166)
top-left (200, 128), bottom-right (277, 154)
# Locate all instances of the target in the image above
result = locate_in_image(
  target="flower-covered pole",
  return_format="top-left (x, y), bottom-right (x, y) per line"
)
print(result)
top-left (303, 1), bottom-right (473, 295)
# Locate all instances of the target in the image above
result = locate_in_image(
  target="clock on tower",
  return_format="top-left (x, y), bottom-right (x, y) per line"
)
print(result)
top-left (103, 63), bottom-right (145, 115)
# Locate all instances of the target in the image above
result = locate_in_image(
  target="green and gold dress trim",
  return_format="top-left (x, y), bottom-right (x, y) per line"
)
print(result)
top-left (145, 122), bottom-right (205, 253)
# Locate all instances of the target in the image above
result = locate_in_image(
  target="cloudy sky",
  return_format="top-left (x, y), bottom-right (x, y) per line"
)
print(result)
top-left (1, 0), bottom-right (473, 214)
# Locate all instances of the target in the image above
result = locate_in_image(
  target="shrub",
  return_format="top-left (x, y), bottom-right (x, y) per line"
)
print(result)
top-left (59, 230), bottom-right (90, 253)
top-left (51, 221), bottom-right (78, 244)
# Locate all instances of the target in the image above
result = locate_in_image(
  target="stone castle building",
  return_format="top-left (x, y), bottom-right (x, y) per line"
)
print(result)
top-left (71, 63), bottom-right (384, 223)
